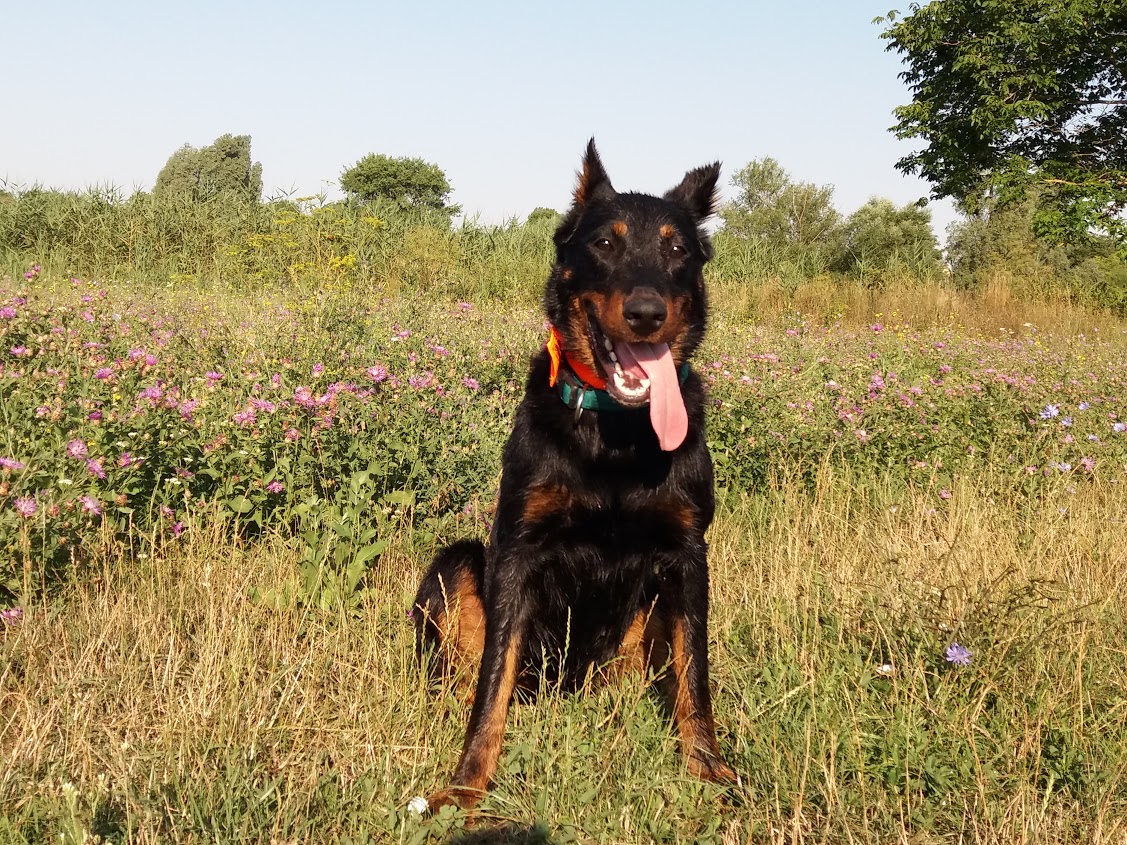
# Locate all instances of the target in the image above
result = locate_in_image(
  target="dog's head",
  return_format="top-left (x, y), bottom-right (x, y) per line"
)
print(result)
top-left (544, 140), bottom-right (720, 449)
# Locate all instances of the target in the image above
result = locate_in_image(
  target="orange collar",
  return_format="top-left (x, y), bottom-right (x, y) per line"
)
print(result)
top-left (546, 326), bottom-right (607, 390)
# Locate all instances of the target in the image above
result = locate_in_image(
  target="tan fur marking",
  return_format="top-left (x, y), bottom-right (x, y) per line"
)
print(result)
top-left (560, 268), bottom-right (573, 281)
top-left (432, 569), bottom-right (486, 671)
top-left (660, 223), bottom-right (675, 239)
top-left (522, 484), bottom-right (573, 525)
top-left (612, 220), bottom-right (628, 237)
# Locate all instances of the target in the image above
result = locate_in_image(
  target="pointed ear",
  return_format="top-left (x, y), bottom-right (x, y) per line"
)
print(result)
top-left (664, 162), bottom-right (721, 220)
top-left (572, 138), bottom-right (615, 208)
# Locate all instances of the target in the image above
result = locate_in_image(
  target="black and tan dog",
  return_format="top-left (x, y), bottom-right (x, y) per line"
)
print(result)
top-left (413, 140), bottom-right (735, 810)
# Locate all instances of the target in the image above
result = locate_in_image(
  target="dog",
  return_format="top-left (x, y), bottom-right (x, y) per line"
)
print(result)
top-left (413, 140), bottom-right (735, 811)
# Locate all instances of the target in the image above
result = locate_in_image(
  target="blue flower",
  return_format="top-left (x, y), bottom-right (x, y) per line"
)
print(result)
top-left (1040, 404), bottom-right (1060, 420)
top-left (1061, 416), bottom-right (1073, 427)
top-left (945, 642), bottom-right (972, 666)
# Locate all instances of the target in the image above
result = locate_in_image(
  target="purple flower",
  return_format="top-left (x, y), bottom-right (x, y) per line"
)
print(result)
top-left (85, 458), bottom-right (106, 479)
top-left (233, 408), bottom-right (257, 426)
top-left (939, 489), bottom-right (951, 500)
top-left (462, 377), bottom-right (480, 391)
top-left (66, 440), bottom-right (88, 459)
top-left (945, 642), bottom-right (972, 666)
top-left (457, 302), bottom-right (473, 312)
top-left (1061, 416), bottom-right (1073, 428)
top-left (366, 364), bottom-right (389, 383)
top-left (10, 346), bottom-right (30, 357)
top-left (312, 363), bottom-right (324, 377)
top-left (1040, 404), bottom-right (1060, 420)
top-left (1080, 456), bottom-right (1096, 472)
top-left (284, 428), bottom-right (300, 442)
top-left (119, 452), bottom-right (136, 467)
top-left (428, 343), bottom-right (449, 357)
top-left (173, 521), bottom-right (185, 537)
top-left (266, 480), bottom-right (284, 493)
top-left (0, 306), bottom-right (16, 319)
top-left (0, 607), bottom-right (23, 626)
top-left (0, 457), bottom-right (25, 470)
top-left (79, 495), bottom-right (102, 515)
top-left (94, 367), bottom-right (113, 380)
top-left (205, 370), bottom-right (223, 382)
top-left (1114, 422), bottom-right (1126, 433)
top-left (1078, 402), bottom-right (1090, 411)
top-left (13, 497), bottom-right (37, 517)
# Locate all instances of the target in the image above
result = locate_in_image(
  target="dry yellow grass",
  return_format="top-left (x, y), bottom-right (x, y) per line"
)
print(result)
top-left (2, 470), bottom-right (1124, 843)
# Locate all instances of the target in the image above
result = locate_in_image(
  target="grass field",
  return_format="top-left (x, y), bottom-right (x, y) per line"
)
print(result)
top-left (2, 268), bottom-right (1126, 843)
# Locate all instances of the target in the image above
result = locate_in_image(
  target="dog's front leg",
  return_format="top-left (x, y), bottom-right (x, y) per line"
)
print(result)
top-left (427, 601), bottom-right (525, 811)
top-left (664, 557), bottom-right (736, 784)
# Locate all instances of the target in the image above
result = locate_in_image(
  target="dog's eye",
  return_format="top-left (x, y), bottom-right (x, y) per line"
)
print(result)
top-left (670, 244), bottom-right (687, 257)
top-left (593, 238), bottom-right (614, 253)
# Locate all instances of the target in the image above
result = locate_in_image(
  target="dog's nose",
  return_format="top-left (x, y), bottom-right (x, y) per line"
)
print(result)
top-left (622, 289), bottom-right (667, 335)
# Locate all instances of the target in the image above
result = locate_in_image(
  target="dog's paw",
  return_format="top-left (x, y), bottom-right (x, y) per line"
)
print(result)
top-left (425, 785), bottom-right (485, 813)
top-left (689, 751), bottom-right (738, 785)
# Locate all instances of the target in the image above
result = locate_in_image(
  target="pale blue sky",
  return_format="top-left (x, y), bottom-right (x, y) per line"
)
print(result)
top-left (3, 1), bottom-right (957, 238)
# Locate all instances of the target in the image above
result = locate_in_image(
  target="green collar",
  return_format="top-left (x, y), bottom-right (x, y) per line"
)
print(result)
top-left (558, 363), bottom-right (691, 418)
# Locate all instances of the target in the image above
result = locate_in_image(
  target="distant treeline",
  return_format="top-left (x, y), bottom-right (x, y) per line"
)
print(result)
top-left (2, 132), bottom-right (1125, 316)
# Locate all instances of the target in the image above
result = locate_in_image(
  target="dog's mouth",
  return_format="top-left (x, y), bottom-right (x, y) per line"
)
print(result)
top-left (583, 309), bottom-right (689, 451)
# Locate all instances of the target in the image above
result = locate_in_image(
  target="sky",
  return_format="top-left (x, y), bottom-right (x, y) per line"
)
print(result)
top-left (2, 1), bottom-right (958, 239)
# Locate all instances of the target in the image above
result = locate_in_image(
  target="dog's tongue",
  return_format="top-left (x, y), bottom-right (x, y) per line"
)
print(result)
top-left (615, 341), bottom-right (688, 451)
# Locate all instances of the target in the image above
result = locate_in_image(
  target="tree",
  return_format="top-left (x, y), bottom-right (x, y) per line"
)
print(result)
top-left (154, 134), bottom-right (263, 200)
top-left (834, 197), bottom-right (941, 275)
top-left (880, 1), bottom-right (1127, 251)
top-left (340, 154), bottom-right (460, 215)
top-left (721, 157), bottom-right (840, 247)
top-left (526, 207), bottom-right (560, 226)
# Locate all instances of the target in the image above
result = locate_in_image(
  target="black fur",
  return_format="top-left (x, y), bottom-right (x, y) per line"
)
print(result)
top-left (413, 141), bottom-right (734, 810)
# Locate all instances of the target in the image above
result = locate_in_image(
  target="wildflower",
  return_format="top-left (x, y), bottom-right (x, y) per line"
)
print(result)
top-left (119, 452), bottom-right (136, 468)
top-left (945, 642), bottom-right (972, 666)
top-left (939, 489), bottom-right (951, 500)
top-left (266, 480), bottom-right (284, 493)
top-left (1040, 404), bottom-right (1060, 420)
top-left (13, 497), bottom-right (37, 517)
top-left (23, 264), bottom-right (41, 280)
top-left (428, 343), bottom-right (449, 357)
top-left (1114, 422), bottom-right (1126, 433)
top-left (284, 428), bottom-right (300, 442)
top-left (205, 371), bottom-right (223, 383)
top-left (366, 364), bottom-right (388, 383)
top-left (854, 429), bottom-right (869, 443)
top-left (876, 663), bottom-right (894, 676)
top-left (10, 346), bottom-right (30, 357)
top-left (85, 458), bottom-right (106, 479)
top-left (79, 495), bottom-right (102, 515)
top-left (0, 607), bottom-right (23, 626)
top-left (66, 440), bottom-right (88, 459)
top-left (1078, 401), bottom-right (1090, 411)
top-left (457, 301), bottom-right (473, 312)
top-left (0, 306), bottom-right (17, 319)
top-left (0, 457), bottom-right (25, 471)
top-left (312, 363), bottom-right (324, 377)
top-left (173, 522), bottom-right (185, 537)
top-left (1061, 416), bottom-right (1073, 428)
top-left (463, 376), bottom-right (480, 391)
top-left (233, 408), bottom-right (257, 426)
top-left (1080, 456), bottom-right (1096, 473)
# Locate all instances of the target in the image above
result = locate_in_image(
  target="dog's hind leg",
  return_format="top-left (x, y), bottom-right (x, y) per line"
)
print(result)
top-left (413, 540), bottom-right (486, 680)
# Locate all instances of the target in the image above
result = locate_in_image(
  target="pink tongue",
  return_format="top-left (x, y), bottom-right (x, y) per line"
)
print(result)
top-left (617, 342), bottom-right (688, 451)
